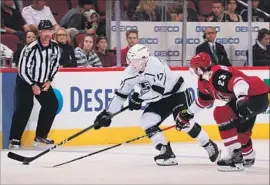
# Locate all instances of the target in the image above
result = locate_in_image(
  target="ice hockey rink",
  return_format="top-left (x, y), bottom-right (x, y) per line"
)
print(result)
top-left (1, 140), bottom-right (269, 184)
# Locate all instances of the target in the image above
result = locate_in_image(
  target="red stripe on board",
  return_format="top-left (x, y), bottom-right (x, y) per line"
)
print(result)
top-left (0, 66), bottom-right (269, 73)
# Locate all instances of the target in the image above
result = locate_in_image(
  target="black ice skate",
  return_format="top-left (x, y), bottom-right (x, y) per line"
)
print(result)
top-left (8, 139), bottom-right (21, 149)
top-left (243, 150), bottom-right (256, 167)
top-left (33, 136), bottom-right (54, 147)
top-left (154, 142), bottom-right (178, 166)
top-left (217, 149), bottom-right (244, 172)
top-left (203, 140), bottom-right (220, 162)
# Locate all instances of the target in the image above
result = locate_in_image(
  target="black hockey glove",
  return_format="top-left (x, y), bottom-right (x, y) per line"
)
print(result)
top-left (236, 95), bottom-right (252, 118)
top-left (129, 92), bottom-right (144, 111)
top-left (176, 109), bottom-right (194, 130)
top-left (94, 110), bottom-right (112, 130)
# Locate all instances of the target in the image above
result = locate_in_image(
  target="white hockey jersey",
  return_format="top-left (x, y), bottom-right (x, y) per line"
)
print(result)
top-left (107, 56), bottom-right (187, 114)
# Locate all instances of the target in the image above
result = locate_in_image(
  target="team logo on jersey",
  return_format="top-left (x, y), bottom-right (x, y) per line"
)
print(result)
top-left (24, 47), bottom-right (32, 57)
top-left (49, 53), bottom-right (57, 62)
top-left (139, 81), bottom-right (151, 95)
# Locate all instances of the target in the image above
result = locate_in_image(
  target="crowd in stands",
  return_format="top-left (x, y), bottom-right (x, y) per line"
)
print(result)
top-left (1, 0), bottom-right (270, 68)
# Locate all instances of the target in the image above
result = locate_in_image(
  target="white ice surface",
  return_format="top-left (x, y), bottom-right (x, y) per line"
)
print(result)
top-left (1, 140), bottom-right (269, 184)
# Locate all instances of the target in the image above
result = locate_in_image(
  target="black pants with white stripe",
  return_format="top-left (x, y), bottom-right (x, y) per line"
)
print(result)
top-left (143, 89), bottom-right (193, 125)
top-left (9, 75), bottom-right (58, 141)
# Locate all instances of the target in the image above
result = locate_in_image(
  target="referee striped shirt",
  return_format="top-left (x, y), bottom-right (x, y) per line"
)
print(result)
top-left (18, 38), bottom-right (60, 85)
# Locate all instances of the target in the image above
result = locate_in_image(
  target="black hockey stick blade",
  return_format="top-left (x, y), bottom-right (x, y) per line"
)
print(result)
top-left (52, 124), bottom-right (176, 168)
top-left (7, 106), bottom-right (129, 164)
top-left (7, 124), bottom-right (95, 163)
top-left (7, 152), bottom-right (26, 162)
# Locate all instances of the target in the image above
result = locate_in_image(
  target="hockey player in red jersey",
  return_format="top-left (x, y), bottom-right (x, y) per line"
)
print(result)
top-left (176, 52), bottom-right (269, 172)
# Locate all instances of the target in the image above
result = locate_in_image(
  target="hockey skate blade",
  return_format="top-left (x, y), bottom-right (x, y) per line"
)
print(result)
top-left (243, 159), bottom-right (255, 168)
top-left (155, 158), bottom-right (178, 166)
top-left (217, 163), bottom-right (244, 172)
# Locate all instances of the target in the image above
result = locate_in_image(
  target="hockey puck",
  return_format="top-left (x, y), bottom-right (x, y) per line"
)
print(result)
top-left (22, 162), bottom-right (29, 165)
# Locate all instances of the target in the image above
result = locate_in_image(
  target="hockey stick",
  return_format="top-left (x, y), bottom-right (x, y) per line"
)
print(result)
top-left (52, 124), bottom-right (176, 168)
top-left (7, 106), bottom-right (129, 164)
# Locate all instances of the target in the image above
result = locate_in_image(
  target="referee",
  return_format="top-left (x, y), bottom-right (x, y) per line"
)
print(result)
top-left (8, 20), bottom-right (60, 149)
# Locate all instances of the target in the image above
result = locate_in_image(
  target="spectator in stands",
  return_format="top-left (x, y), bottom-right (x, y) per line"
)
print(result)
top-left (60, 0), bottom-right (95, 39)
top-left (206, 0), bottom-right (227, 22)
top-left (1, 0), bottom-right (30, 38)
top-left (167, 0), bottom-right (198, 22)
top-left (96, 36), bottom-right (117, 67)
top-left (54, 28), bottom-right (77, 68)
top-left (196, 26), bottom-right (231, 66)
top-left (13, 30), bottom-right (38, 66)
top-left (246, 28), bottom-right (270, 66)
top-left (22, 0), bottom-right (60, 31)
top-left (133, 0), bottom-right (161, 21)
top-left (240, 0), bottom-right (269, 22)
top-left (0, 43), bottom-right (13, 67)
top-left (13, 0), bottom-right (23, 12)
top-left (127, 0), bottom-right (140, 21)
top-left (84, 9), bottom-right (103, 36)
top-left (112, 0), bottom-right (130, 21)
top-left (258, 0), bottom-right (270, 15)
top-left (224, 0), bottom-right (243, 22)
top-left (74, 34), bottom-right (102, 67)
top-left (1, 24), bottom-right (7, 34)
top-left (121, 29), bottom-right (138, 67)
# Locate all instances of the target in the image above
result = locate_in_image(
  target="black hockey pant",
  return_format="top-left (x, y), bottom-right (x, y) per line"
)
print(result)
top-left (9, 76), bottom-right (58, 140)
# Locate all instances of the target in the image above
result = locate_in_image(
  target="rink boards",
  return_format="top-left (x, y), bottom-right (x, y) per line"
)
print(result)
top-left (0, 67), bottom-right (269, 148)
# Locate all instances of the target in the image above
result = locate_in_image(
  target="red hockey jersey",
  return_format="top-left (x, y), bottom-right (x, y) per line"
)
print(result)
top-left (195, 65), bottom-right (269, 108)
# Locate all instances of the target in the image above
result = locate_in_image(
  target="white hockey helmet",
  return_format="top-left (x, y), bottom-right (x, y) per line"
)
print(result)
top-left (126, 44), bottom-right (149, 72)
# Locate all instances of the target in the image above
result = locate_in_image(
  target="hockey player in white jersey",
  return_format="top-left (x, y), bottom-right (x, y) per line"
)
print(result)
top-left (94, 44), bottom-right (220, 166)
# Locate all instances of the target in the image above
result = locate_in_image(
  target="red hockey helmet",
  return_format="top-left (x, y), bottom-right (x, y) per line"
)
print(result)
top-left (190, 52), bottom-right (212, 76)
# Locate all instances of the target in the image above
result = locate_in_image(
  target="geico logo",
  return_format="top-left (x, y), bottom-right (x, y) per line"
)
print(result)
top-left (235, 50), bottom-right (246, 56)
top-left (195, 26), bottom-right (220, 32)
top-left (235, 26), bottom-right (259, 32)
top-left (154, 51), bottom-right (180, 56)
top-left (216, 38), bottom-right (240, 44)
top-left (175, 38), bottom-right (200, 44)
top-left (111, 25), bottom-right (138, 32)
top-left (154, 26), bottom-right (179, 32)
top-left (138, 38), bottom-right (159, 44)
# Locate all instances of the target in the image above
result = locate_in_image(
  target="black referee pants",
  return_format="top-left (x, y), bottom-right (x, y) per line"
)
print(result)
top-left (9, 76), bottom-right (58, 140)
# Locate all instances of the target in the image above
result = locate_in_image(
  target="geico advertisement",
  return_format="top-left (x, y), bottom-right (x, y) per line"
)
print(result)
top-left (23, 70), bottom-right (269, 131)
top-left (110, 22), bottom-right (269, 63)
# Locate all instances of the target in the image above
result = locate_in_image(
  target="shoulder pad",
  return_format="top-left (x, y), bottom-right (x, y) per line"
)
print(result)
top-left (51, 39), bottom-right (58, 44)
top-left (211, 69), bottom-right (233, 93)
top-left (211, 65), bottom-right (230, 73)
top-left (26, 40), bottom-right (38, 49)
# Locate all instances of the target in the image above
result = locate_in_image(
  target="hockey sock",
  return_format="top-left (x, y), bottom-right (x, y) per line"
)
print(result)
top-left (145, 126), bottom-right (167, 148)
top-left (183, 122), bottom-right (209, 146)
top-left (238, 131), bottom-right (253, 156)
top-left (214, 106), bottom-right (241, 153)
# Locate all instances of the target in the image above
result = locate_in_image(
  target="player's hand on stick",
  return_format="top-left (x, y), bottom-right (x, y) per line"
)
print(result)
top-left (236, 95), bottom-right (252, 118)
top-left (94, 110), bottom-right (112, 130)
top-left (129, 92), bottom-right (143, 111)
top-left (176, 109), bottom-right (194, 130)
